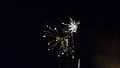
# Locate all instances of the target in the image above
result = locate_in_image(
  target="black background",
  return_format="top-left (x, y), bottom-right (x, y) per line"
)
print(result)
top-left (1, 0), bottom-right (120, 68)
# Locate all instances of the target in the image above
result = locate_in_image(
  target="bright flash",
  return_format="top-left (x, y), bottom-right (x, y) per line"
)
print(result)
top-left (68, 18), bottom-right (80, 33)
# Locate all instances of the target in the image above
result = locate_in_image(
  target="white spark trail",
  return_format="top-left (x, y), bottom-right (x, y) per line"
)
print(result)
top-left (78, 58), bottom-right (80, 68)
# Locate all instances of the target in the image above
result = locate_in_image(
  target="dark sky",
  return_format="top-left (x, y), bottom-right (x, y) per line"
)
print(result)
top-left (1, 1), bottom-right (120, 68)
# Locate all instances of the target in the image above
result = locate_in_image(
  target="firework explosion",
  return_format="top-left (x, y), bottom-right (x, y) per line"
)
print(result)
top-left (43, 17), bottom-right (80, 60)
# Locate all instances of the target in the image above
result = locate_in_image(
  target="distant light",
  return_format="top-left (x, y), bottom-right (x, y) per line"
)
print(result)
top-left (58, 55), bottom-right (60, 57)
top-left (48, 49), bottom-right (50, 51)
top-left (72, 55), bottom-right (74, 59)
top-left (54, 28), bottom-right (57, 30)
top-left (43, 35), bottom-right (46, 37)
top-left (46, 25), bottom-right (48, 27)
top-left (48, 43), bottom-right (50, 45)
top-left (52, 48), bottom-right (54, 50)
top-left (62, 53), bottom-right (64, 55)
top-left (62, 23), bottom-right (64, 24)
top-left (64, 50), bottom-right (66, 52)
top-left (72, 50), bottom-right (74, 52)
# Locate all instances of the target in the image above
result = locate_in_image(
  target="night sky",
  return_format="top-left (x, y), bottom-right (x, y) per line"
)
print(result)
top-left (1, 1), bottom-right (120, 68)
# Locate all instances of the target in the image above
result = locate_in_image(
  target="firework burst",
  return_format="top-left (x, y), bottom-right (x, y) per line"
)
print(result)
top-left (43, 17), bottom-right (80, 59)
